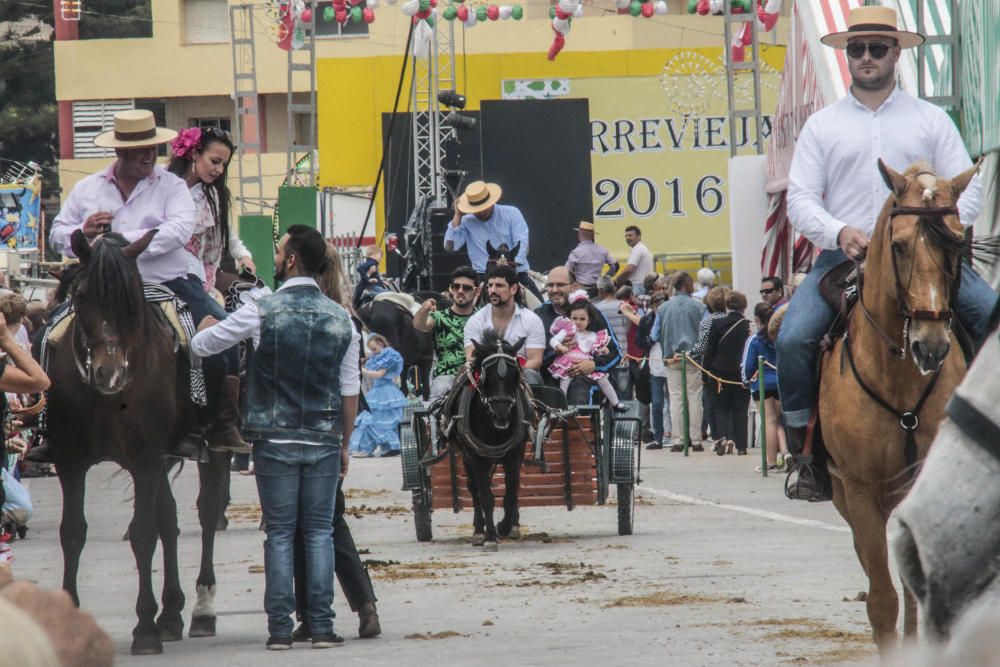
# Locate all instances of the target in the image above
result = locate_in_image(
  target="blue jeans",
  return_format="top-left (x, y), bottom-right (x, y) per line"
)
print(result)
top-left (776, 249), bottom-right (998, 427)
top-left (254, 441), bottom-right (342, 638)
top-left (650, 375), bottom-right (669, 443)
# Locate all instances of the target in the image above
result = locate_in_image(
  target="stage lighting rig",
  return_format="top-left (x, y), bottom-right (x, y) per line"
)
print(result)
top-left (437, 90), bottom-right (467, 109)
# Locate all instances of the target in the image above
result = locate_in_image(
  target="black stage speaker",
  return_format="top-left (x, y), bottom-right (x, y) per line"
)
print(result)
top-left (381, 98), bottom-right (591, 290)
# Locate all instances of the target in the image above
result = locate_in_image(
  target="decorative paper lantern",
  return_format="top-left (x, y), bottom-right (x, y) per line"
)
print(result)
top-left (366, 0), bottom-right (379, 7)
top-left (464, 10), bottom-right (477, 26)
top-left (401, 0), bottom-right (420, 15)
top-left (552, 16), bottom-right (570, 33)
top-left (573, 4), bottom-right (584, 17)
top-left (336, 9), bottom-right (348, 22)
top-left (363, 7), bottom-right (376, 22)
top-left (476, 5), bottom-right (488, 21)
top-left (653, 0), bottom-right (667, 14)
top-left (351, 5), bottom-right (363, 21)
top-left (548, 5), bottom-right (555, 18)
top-left (640, 1), bottom-right (653, 17)
top-left (300, 7), bottom-right (313, 22)
top-left (498, 4), bottom-right (512, 19)
top-left (323, 5), bottom-right (336, 20)
top-left (487, 4), bottom-right (499, 20)
top-left (418, 0), bottom-right (430, 12)
top-left (629, 0), bottom-right (641, 16)
top-left (510, 4), bottom-right (523, 19)
top-left (616, 0), bottom-right (630, 9)
top-left (556, 0), bottom-right (576, 12)
top-left (444, 5), bottom-right (457, 19)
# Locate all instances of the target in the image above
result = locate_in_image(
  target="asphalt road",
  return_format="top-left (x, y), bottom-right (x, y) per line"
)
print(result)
top-left (9, 447), bottom-right (890, 666)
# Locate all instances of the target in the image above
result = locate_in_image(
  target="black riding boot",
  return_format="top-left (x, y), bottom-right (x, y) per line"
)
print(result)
top-left (784, 426), bottom-right (832, 502)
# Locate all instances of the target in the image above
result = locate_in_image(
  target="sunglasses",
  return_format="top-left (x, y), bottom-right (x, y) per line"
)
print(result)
top-left (846, 42), bottom-right (891, 60)
top-left (760, 288), bottom-right (776, 295)
top-left (450, 283), bottom-right (475, 293)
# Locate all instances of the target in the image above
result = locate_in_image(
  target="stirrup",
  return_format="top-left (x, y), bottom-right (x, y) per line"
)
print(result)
top-left (784, 462), bottom-right (826, 502)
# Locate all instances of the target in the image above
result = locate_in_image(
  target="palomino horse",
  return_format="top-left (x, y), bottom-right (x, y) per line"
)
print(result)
top-left (819, 159), bottom-right (979, 653)
top-left (47, 230), bottom-right (229, 655)
top-left (894, 306), bottom-right (1000, 641)
top-left (442, 329), bottom-right (533, 551)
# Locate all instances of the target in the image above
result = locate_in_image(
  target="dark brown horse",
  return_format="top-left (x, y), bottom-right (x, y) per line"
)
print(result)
top-left (47, 230), bottom-right (229, 655)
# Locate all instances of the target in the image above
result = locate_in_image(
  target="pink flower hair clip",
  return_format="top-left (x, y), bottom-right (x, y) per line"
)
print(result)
top-left (568, 289), bottom-right (589, 304)
top-left (171, 127), bottom-right (203, 160)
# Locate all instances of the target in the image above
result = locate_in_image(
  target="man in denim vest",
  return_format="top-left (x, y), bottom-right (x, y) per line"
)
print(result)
top-left (191, 225), bottom-right (360, 650)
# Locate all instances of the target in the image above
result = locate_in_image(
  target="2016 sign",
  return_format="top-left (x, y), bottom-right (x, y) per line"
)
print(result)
top-left (594, 174), bottom-right (726, 219)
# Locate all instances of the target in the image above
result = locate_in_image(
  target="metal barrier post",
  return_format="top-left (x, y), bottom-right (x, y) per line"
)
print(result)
top-left (757, 355), bottom-right (767, 478)
top-left (681, 354), bottom-right (690, 457)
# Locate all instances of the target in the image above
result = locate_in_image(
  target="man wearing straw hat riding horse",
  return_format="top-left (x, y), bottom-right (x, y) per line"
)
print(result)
top-left (779, 6), bottom-right (996, 499)
top-left (445, 180), bottom-right (545, 302)
top-left (47, 109), bottom-right (247, 459)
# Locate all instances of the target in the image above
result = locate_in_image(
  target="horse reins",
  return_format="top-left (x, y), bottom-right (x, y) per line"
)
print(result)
top-left (71, 318), bottom-right (131, 390)
top-left (846, 202), bottom-right (961, 469)
top-left (459, 341), bottom-right (530, 459)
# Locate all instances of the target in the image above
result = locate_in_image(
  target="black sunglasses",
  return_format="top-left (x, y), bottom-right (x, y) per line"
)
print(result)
top-left (760, 288), bottom-right (776, 295)
top-left (450, 283), bottom-right (475, 293)
top-left (203, 126), bottom-right (235, 144)
top-left (846, 42), bottom-right (891, 60)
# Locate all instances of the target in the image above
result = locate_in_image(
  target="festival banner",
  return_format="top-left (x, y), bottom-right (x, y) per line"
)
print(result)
top-left (0, 177), bottom-right (42, 250)
top-left (569, 48), bottom-right (782, 261)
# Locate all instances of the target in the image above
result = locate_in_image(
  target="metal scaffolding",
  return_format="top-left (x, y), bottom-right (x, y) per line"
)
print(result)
top-left (229, 4), bottom-right (265, 214)
top-left (411, 20), bottom-right (457, 206)
top-left (722, 0), bottom-right (764, 157)
top-left (287, 1), bottom-right (318, 187)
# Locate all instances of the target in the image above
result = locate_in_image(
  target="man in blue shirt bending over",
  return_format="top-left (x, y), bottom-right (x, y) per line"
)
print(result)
top-left (444, 180), bottom-right (545, 302)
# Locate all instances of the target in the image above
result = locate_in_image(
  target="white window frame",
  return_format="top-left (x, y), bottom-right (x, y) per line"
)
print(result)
top-left (72, 99), bottom-right (134, 159)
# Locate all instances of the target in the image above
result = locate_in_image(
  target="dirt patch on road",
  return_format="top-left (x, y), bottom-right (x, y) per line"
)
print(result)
top-left (404, 631), bottom-right (464, 640)
top-left (226, 503), bottom-right (262, 523)
top-left (604, 590), bottom-right (723, 607)
top-left (751, 617), bottom-right (875, 665)
top-left (493, 561), bottom-right (608, 589)
top-left (345, 488), bottom-right (392, 500)
top-left (368, 559), bottom-right (470, 581)
top-left (345, 504), bottom-right (410, 519)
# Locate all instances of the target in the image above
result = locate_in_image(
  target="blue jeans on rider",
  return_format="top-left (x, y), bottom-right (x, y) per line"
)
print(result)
top-left (777, 249), bottom-right (999, 428)
top-left (254, 441), bottom-right (341, 639)
top-left (163, 275), bottom-right (239, 413)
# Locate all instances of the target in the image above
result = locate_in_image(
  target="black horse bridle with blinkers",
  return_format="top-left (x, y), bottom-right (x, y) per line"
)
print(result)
top-left (71, 318), bottom-right (131, 390)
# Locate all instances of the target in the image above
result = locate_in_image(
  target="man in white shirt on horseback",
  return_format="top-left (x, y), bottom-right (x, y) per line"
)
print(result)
top-left (779, 6), bottom-right (997, 499)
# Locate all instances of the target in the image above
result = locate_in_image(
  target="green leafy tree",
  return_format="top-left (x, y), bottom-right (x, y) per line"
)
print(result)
top-left (79, 0), bottom-right (152, 40)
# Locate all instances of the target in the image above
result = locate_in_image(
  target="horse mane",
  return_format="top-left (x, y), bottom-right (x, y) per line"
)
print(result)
top-left (472, 328), bottom-right (516, 367)
top-left (71, 232), bottom-right (147, 349)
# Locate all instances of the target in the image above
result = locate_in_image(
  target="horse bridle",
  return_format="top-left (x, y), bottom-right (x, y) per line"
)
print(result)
top-left (71, 318), bottom-right (131, 390)
top-left (470, 340), bottom-right (521, 417)
top-left (856, 203), bottom-right (962, 359)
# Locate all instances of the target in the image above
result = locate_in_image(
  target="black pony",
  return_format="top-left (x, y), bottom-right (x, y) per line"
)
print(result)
top-left (46, 230), bottom-right (229, 655)
top-left (448, 329), bottom-right (533, 550)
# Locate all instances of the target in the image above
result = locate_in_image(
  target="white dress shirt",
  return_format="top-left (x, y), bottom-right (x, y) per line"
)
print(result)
top-left (626, 241), bottom-right (654, 289)
top-left (787, 87), bottom-right (982, 251)
top-left (463, 303), bottom-right (546, 357)
top-left (50, 164), bottom-right (196, 284)
top-left (190, 276), bottom-right (361, 396)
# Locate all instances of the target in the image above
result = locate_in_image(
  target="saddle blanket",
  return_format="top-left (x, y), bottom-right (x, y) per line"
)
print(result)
top-left (39, 283), bottom-right (207, 406)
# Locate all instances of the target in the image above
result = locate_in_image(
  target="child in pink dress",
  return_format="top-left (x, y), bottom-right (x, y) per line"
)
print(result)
top-left (549, 291), bottom-right (628, 412)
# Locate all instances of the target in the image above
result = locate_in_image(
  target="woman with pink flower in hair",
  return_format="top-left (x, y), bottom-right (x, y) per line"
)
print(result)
top-left (168, 126), bottom-right (255, 293)
top-left (549, 290), bottom-right (629, 412)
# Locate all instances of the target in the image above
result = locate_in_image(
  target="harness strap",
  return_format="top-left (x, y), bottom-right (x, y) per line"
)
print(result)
top-left (947, 394), bottom-right (1000, 463)
top-left (855, 262), bottom-right (906, 358)
top-left (843, 333), bottom-right (942, 470)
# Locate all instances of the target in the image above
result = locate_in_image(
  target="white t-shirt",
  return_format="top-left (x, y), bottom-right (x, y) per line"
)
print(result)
top-left (463, 304), bottom-right (546, 358)
top-left (627, 241), bottom-right (654, 289)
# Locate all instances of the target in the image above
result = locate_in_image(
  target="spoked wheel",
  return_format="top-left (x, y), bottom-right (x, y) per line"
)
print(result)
top-left (617, 483), bottom-right (635, 536)
top-left (412, 489), bottom-right (433, 542)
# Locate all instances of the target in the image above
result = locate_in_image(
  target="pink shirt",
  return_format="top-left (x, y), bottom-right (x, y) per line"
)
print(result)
top-left (50, 163), bottom-right (195, 284)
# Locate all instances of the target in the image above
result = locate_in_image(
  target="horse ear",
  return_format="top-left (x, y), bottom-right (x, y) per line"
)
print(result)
top-left (878, 159), bottom-right (907, 198)
top-left (122, 229), bottom-right (159, 261)
top-left (486, 240), bottom-right (496, 257)
top-left (509, 242), bottom-right (520, 260)
top-left (950, 159), bottom-right (981, 200)
top-left (512, 336), bottom-right (526, 353)
top-left (70, 229), bottom-right (91, 263)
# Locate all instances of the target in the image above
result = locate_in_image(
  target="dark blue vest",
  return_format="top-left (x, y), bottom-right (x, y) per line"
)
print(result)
top-left (243, 284), bottom-right (354, 446)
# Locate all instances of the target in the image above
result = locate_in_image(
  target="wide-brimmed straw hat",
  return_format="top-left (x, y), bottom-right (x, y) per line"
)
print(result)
top-left (93, 109), bottom-right (177, 149)
top-left (456, 180), bottom-right (502, 214)
top-left (821, 6), bottom-right (924, 50)
top-left (574, 221), bottom-right (595, 232)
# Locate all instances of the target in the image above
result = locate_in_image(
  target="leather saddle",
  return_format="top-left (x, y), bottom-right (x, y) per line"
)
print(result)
top-left (818, 260), bottom-right (863, 341)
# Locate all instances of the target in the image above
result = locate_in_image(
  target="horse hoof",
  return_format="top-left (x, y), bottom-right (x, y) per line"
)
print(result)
top-left (483, 541), bottom-right (499, 552)
top-left (472, 533), bottom-right (486, 547)
top-left (131, 636), bottom-right (164, 655)
top-left (507, 526), bottom-right (521, 540)
top-left (216, 515), bottom-right (229, 532)
top-left (189, 615), bottom-right (217, 638)
top-left (157, 617), bottom-right (184, 642)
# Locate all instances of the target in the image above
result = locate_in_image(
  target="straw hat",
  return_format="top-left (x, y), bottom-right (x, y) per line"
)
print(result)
top-left (821, 6), bottom-right (924, 50)
top-left (574, 221), bottom-right (595, 232)
top-left (456, 180), bottom-right (502, 214)
top-left (93, 109), bottom-right (177, 149)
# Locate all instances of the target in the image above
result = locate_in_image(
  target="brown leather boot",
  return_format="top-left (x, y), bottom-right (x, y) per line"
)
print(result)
top-left (208, 376), bottom-right (251, 454)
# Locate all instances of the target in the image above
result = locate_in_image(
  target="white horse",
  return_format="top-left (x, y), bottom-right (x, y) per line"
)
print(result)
top-left (895, 312), bottom-right (1000, 641)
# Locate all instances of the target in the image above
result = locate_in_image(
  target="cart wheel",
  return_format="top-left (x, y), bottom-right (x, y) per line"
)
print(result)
top-left (412, 489), bottom-right (433, 542)
top-left (617, 483), bottom-right (634, 536)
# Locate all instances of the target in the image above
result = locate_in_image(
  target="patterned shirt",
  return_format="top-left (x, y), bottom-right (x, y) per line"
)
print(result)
top-left (431, 308), bottom-right (473, 376)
